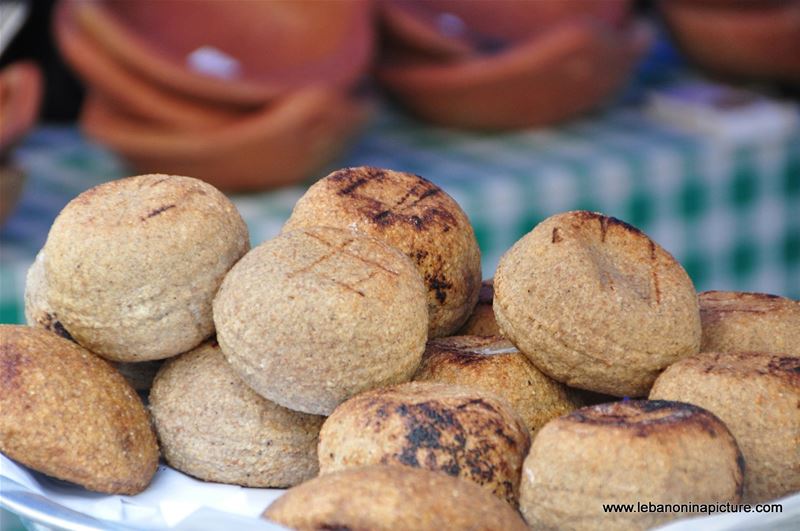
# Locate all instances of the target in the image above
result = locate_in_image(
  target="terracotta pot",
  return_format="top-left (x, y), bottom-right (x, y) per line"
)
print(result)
top-left (661, 0), bottom-right (800, 84)
top-left (0, 61), bottom-right (42, 156)
top-left (378, 20), bottom-right (647, 130)
top-left (54, 1), bottom-right (244, 131)
top-left (81, 88), bottom-right (372, 191)
top-left (71, 0), bottom-right (375, 106)
top-left (380, 0), bottom-right (632, 60)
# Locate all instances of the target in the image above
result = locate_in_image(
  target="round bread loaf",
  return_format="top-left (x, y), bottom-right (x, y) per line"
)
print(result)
top-left (41, 174), bottom-right (249, 362)
top-left (650, 351), bottom-right (800, 502)
top-left (0, 325), bottom-right (158, 494)
top-left (318, 381), bottom-right (530, 505)
top-left (456, 279), bottom-right (501, 336)
top-left (263, 465), bottom-right (529, 531)
top-left (414, 335), bottom-right (580, 434)
top-left (699, 291), bottom-right (800, 357)
top-left (283, 166), bottom-right (481, 338)
top-left (25, 249), bottom-right (164, 391)
top-left (494, 210), bottom-right (701, 396)
top-left (213, 226), bottom-right (428, 415)
top-left (520, 400), bottom-right (744, 531)
top-left (149, 340), bottom-right (323, 487)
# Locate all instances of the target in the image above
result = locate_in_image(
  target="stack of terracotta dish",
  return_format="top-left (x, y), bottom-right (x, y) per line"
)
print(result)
top-left (0, 61), bottom-right (42, 225)
top-left (660, 0), bottom-right (800, 85)
top-left (376, 0), bottom-right (648, 130)
top-left (54, 0), bottom-right (375, 191)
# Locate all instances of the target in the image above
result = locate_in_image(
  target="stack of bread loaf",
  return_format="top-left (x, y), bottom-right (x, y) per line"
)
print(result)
top-left (1, 168), bottom-right (798, 530)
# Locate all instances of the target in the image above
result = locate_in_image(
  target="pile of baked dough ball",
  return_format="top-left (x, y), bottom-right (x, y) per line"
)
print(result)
top-left (1, 168), bottom-right (798, 531)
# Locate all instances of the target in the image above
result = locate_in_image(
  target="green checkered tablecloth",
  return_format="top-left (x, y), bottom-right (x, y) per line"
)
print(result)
top-left (1, 102), bottom-right (798, 325)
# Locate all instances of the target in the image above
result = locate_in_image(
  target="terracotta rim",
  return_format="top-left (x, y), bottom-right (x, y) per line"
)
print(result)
top-left (81, 88), bottom-right (370, 158)
top-left (71, 0), bottom-right (376, 106)
top-left (53, 1), bottom-right (245, 130)
top-left (379, 18), bottom-right (647, 91)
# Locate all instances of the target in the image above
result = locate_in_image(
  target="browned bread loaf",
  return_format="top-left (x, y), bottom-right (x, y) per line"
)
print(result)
top-left (651, 351), bottom-right (800, 502)
top-left (284, 166), bottom-right (482, 338)
top-left (214, 226), bottom-right (428, 415)
top-left (520, 400), bottom-right (743, 530)
top-left (263, 465), bottom-right (529, 531)
top-left (495, 210), bottom-right (700, 396)
top-left (317, 381), bottom-right (530, 505)
top-left (149, 340), bottom-right (323, 487)
top-left (40, 174), bottom-right (249, 362)
top-left (0, 325), bottom-right (158, 494)
top-left (699, 291), bottom-right (800, 357)
top-left (414, 335), bottom-right (580, 434)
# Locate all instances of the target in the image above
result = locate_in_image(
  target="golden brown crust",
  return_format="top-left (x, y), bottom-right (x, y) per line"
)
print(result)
top-left (414, 335), bottom-right (580, 434)
top-left (149, 341), bottom-right (324, 487)
top-left (494, 210), bottom-right (701, 396)
top-left (563, 400), bottom-right (740, 440)
top-left (42, 174), bottom-right (249, 361)
top-left (699, 291), bottom-right (800, 357)
top-left (263, 465), bottom-right (529, 531)
top-left (456, 279), bottom-right (501, 336)
top-left (318, 381), bottom-right (530, 505)
top-left (0, 325), bottom-right (158, 494)
top-left (283, 167), bottom-right (482, 338)
top-left (520, 400), bottom-right (744, 530)
top-left (650, 351), bottom-right (800, 502)
top-left (213, 226), bottom-right (428, 415)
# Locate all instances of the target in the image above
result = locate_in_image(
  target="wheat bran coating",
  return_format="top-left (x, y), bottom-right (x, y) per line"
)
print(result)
top-left (263, 465), bottom-right (528, 531)
top-left (520, 400), bottom-right (744, 531)
top-left (456, 279), bottom-right (501, 336)
top-left (149, 340), bottom-right (323, 487)
top-left (213, 226), bottom-right (428, 415)
top-left (650, 352), bottom-right (800, 503)
top-left (494, 211), bottom-right (701, 396)
top-left (414, 336), bottom-right (581, 435)
top-left (25, 254), bottom-right (162, 391)
top-left (283, 167), bottom-right (481, 338)
top-left (318, 381), bottom-right (530, 505)
top-left (0, 325), bottom-right (158, 494)
top-left (699, 291), bottom-right (800, 357)
top-left (42, 174), bottom-right (249, 362)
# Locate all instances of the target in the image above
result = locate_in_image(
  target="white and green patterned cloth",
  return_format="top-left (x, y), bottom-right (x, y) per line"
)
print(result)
top-left (1, 102), bottom-right (798, 324)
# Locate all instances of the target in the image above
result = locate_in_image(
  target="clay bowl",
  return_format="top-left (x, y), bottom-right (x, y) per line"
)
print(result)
top-left (0, 61), bottom-right (42, 157)
top-left (70, 0), bottom-right (375, 106)
top-left (380, 0), bottom-right (632, 60)
top-left (660, 0), bottom-right (800, 84)
top-left (81, 88), bottom-right (372, 192)
top-left (54, 1), bottom-right (244, 131)
top-left (378, 19), bottom-right (647, 130)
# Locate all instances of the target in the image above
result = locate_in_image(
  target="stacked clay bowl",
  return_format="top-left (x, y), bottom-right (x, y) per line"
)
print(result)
top-left (0, 61), bottom-right (42, 225)
top-left (660, 0), bottom-right (800, 85)
top-left (377, 0), bottom-right (648, 129)
top-left (54, 0), bottom-right (375, 191)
